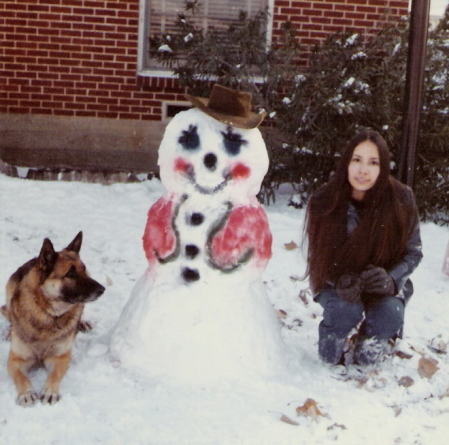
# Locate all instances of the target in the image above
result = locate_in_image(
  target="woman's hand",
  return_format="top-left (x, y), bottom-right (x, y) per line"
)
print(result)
top-left (360, 265), bottom-right (396, 296)
top-left (336, 272), bottom-right (362, 304)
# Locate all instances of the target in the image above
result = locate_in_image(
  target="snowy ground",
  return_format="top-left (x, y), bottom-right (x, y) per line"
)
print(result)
top-left (1, 173), bottom-right (449, 445)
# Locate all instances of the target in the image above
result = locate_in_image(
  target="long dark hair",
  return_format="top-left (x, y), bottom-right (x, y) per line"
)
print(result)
top-left (304, 128), bottom-right (419, 293)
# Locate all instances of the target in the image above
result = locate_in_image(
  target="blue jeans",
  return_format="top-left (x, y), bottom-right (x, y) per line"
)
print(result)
top-left (316, 288), bottom-right (405, 364)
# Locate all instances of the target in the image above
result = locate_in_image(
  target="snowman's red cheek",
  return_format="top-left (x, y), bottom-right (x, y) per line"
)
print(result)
top-left (174, 157), bottom-right (192, 174)
top-left (230, 163), bottom-right (250, 180)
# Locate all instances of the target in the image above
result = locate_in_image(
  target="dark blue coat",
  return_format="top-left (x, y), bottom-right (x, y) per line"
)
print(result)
top-left (346, 186), bottom-right (423, 303)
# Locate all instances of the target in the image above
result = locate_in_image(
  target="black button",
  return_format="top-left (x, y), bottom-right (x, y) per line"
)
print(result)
top-left (182, 268), bottom-right (200, 282)
top-left (185, 244), bottom-right (199, 259)
top-left (190, 213), bottom-right (204, 225)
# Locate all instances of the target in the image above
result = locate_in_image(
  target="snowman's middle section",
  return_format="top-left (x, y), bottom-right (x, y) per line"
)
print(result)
top-left (173, 194), bottom-right (234, 285)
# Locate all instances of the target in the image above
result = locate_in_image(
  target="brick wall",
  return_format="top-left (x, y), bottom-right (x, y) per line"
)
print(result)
top-left (0, 0), bottom-right (184, 121)
top-left (1, 0), bottom-right (409, 121)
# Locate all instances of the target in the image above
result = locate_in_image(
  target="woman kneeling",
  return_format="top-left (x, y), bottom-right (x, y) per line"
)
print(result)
top-left (304, 129), bottom-right (423, 366)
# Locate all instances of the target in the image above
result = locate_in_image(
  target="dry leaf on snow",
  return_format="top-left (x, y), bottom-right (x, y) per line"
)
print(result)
top-left (395, 350), bottom-right (414, 360)
top-left (277, 309), bottom-right (287, 320)
top-left (284, 241), bottom-right (298, 251)
top-left (417, 356), bottom-right (439, 379)
top-left (298, 288), bottom-right (311, 306)
top-left (280, 414), bottom-right (299, 426)
top-left (397, 376), bottom-right (414, 388)
top-left (428, 334), bottom-right (447, 354)
top-left (296, 398), bottom-right (327, 421)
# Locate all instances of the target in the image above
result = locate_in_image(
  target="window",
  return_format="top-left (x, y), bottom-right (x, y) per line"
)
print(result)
top-left (162, 101), bottom-right (191, 120)
top-left (138, 0), bottom-right (272, 76)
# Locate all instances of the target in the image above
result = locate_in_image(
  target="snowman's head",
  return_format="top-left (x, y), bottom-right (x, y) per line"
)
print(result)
top-left (158, 107), bottom-right (269, 202)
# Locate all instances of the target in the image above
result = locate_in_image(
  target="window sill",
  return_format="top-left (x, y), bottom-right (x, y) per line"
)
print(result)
top-left (137, 68), bottom-right (177, 78)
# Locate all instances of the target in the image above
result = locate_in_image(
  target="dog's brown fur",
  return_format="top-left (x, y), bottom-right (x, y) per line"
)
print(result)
top-left (1, 232), bottom-right (105, 407)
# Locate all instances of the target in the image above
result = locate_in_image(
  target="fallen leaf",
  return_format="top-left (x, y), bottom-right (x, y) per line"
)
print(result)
top-left (298, 288), bottom-right (310, 306)
top-left (397, 376), bottom-right (414, 388)
top-left (296, 398), bottom-right (326, 421)
top-left (280, 414), bottom-right (299, 426)
top-left (105, 275), bottom-right (113, 286)
top-left (284, 241), bottom-right (298, 251)
top-left (395, 350), bottom-right (413, 360)
top-left (327, 423), bottom-right (347, 431)
top-left (291, 318), bottom-right (303, 328)
top-left (417, 356), bottom-right (439, 379)
top-left (428, 335), bottom-right (447, 354)
top-left (277, 309), bottom-right (287, 320)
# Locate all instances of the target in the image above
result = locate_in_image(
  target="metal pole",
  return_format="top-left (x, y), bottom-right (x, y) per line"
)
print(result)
top-left (398, 0), bottom-right (431, 187)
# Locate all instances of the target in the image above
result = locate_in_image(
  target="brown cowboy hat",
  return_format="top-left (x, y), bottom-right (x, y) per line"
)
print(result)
top-left (185, 84), bottom-right (267, 129)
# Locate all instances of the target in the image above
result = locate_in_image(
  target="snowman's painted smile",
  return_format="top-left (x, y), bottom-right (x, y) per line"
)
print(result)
top-left (174, 157), bottom-right (250, 195)
top-left (187, 167), bottom-right (231, 195)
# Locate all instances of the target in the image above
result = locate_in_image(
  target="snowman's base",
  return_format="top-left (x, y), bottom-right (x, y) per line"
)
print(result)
top-left (110, 268), bottom-right (286, 385)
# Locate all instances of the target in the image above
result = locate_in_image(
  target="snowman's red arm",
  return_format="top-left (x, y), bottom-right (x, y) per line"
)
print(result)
top-left (143, 197), bottom-right (179, 264)
top-left (208, 205), bottom-right (272, 271)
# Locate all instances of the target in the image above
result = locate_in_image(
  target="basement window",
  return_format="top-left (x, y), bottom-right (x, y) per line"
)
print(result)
top-left (162, 101), bottom-right (191, 120)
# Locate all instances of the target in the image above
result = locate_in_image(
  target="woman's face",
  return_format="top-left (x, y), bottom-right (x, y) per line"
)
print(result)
top-left (347, 140), bottom-right (380, 201)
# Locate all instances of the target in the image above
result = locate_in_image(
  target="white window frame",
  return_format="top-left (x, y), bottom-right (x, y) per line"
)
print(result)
top-left (137, 0), bottom-right (275, 78)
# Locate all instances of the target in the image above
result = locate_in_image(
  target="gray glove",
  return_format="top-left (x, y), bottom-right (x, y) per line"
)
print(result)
top-left (336, 272), bottom-right (362, 304)
top-left (360, 265), bottom-right (396, 296)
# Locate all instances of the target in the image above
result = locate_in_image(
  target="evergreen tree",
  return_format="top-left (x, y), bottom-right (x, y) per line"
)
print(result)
top-left (414, 5), bottom-right (449, 223)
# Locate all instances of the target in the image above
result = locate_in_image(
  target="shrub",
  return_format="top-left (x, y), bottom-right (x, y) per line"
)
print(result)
top-left (413, 7), bottom-right (449, 224)
top-left (273, 8), bottom-right (449, 224)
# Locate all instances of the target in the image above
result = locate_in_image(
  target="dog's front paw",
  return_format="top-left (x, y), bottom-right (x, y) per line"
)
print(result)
top-left (17, 390), bottom-right (38, 407)
top-left (40, 388), bottom-right (61, 405)
top-left (78, 320), bottom-right (93, 333)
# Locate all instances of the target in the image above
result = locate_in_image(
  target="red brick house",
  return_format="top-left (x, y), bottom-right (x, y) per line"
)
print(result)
top-left (0, 0), bottom-right (409, 174)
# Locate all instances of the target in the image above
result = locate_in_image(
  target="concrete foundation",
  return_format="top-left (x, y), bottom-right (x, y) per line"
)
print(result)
top-left (0, 113), bottom-right (165, 174)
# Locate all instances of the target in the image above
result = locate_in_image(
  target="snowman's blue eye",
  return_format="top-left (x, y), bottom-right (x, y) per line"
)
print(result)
top-left (178, 125), bottom-right (199, 150)
top-left (221, 128), bottom-right (247, 156)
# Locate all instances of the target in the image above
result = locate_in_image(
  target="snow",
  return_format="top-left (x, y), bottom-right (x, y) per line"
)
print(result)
top-left (1, 173), bottom-right (449, 444)
top-left (158, 44), bottom-right (173, 53)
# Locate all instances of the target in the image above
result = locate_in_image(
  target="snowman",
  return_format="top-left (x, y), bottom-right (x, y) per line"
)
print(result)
top-left (111, 85), bottom-right (285, 384)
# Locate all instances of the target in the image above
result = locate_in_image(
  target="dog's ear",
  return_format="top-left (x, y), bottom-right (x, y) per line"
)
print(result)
top-left (66, 231), bottom-right (83, 253)
top-left (38, 238), bottom-right (57, 274)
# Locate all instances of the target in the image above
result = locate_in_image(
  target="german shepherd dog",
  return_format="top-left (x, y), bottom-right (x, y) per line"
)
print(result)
top-left (1, 232), bottom-right (105, 407)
